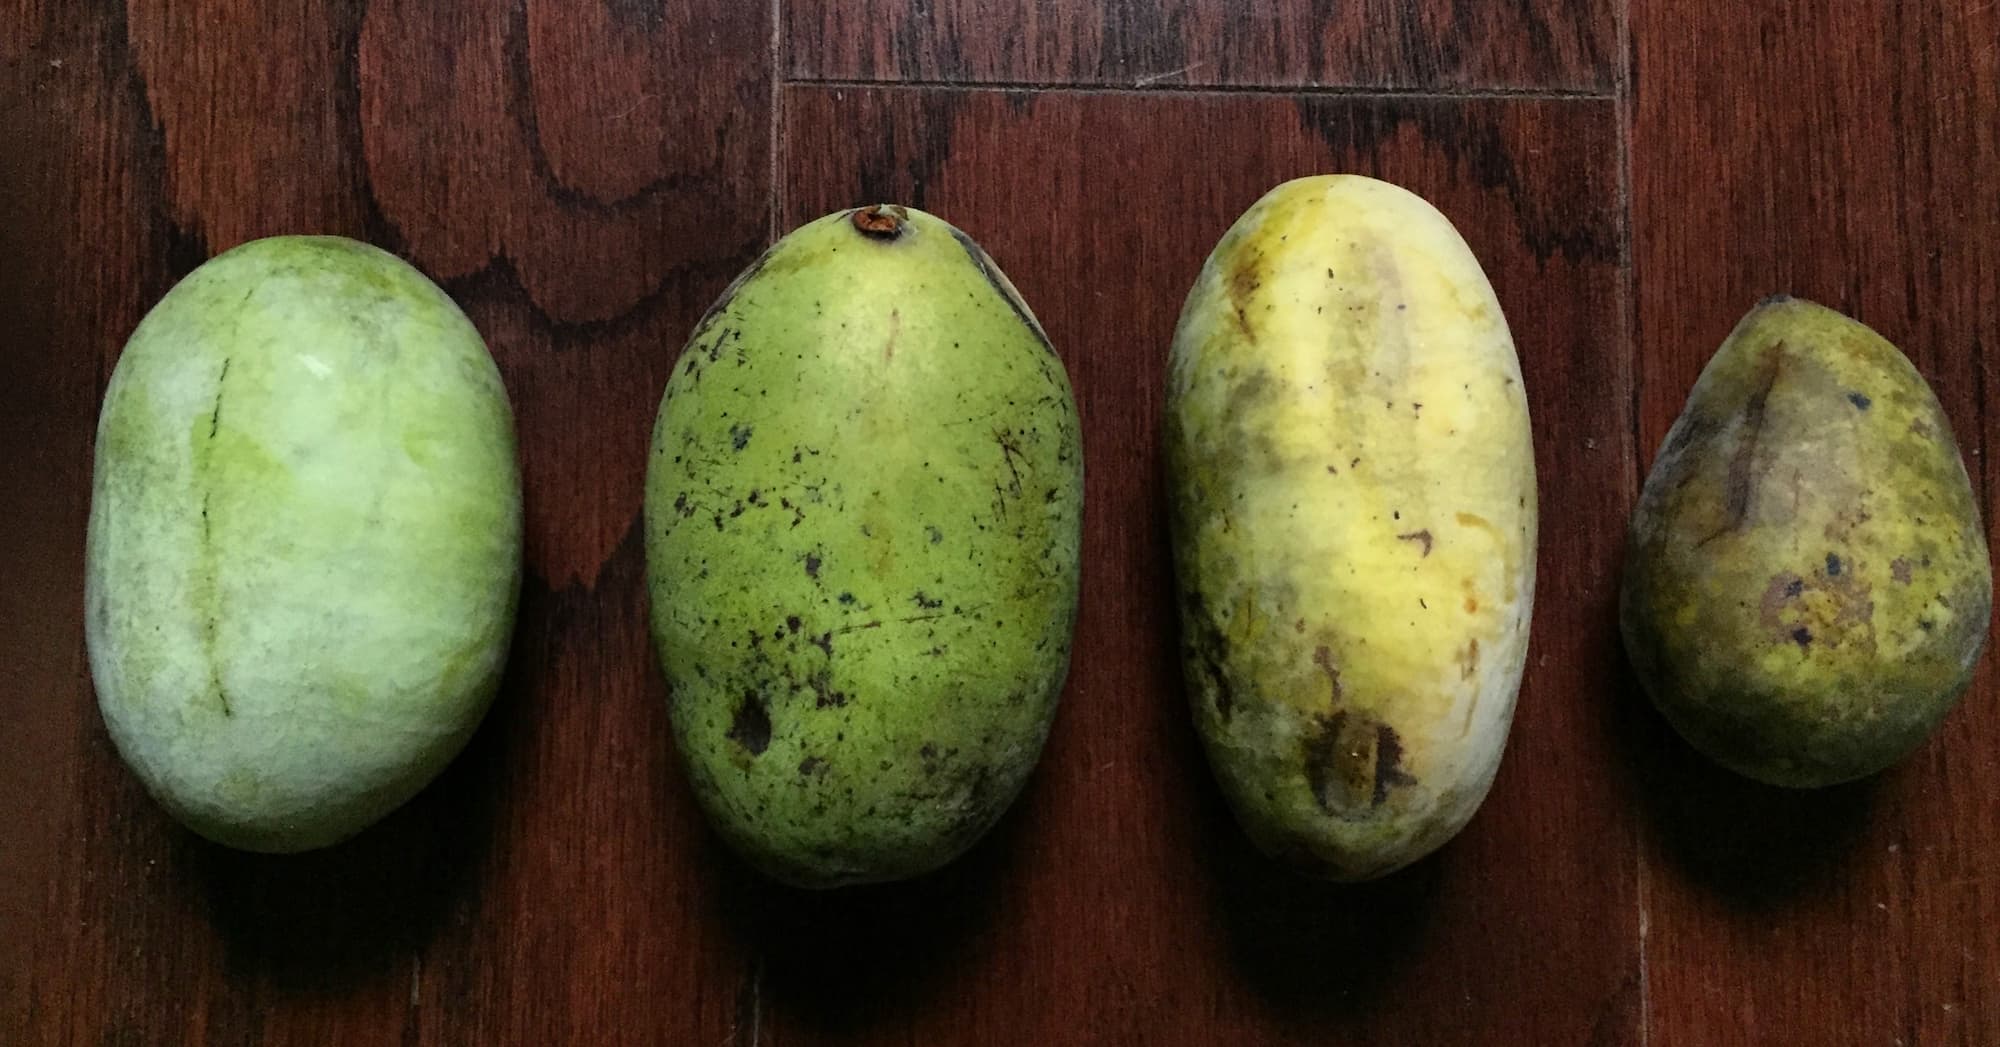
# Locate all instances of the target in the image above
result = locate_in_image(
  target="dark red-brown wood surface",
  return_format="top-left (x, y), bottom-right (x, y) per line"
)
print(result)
top-left (0, 0), bottom-right (1991, 1043)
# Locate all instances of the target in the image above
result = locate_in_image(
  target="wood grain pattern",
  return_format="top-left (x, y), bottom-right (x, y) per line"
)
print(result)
top-left (1, 0), bottom-right (771, 1043)
top-left (785, 0), bottom-right (1618, 91)
top-left (767, 86), bottom-right (1637, 1045)
top-left (7, 0), bottom-right (1999, 1042)
top-left (1630, 2), bottom-right (2000, 1044)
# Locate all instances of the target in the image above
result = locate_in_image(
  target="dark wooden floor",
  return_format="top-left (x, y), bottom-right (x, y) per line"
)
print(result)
top-left (3, 2), bottom-right (1995, 1043)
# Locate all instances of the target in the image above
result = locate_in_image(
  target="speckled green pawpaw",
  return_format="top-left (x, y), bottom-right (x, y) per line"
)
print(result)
top-left (644, 205), bottom-right (1082, 888)
top-left (1167, 176), bottom-right (1538, 881)
top-left (86, 235), bottom-right (522, 853)
top-left (1622, 296), bottom-right (1991, 787)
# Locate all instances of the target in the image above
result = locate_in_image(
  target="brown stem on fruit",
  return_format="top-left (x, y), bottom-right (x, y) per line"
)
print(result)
top-left (851, 205), bottom-right (907, 240)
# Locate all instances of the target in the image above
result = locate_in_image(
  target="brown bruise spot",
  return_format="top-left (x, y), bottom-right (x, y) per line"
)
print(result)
top-left (1457, 637), bottom-right (1481, 681)
top-left (1455, 511), bottom-right (1496, 533)
top-left (1303, 711), bottom-right (1416, 816)
top-left (1372, 726), bottom-right (1417, 805)
top-left (1760, 572), bottom-right (1807, 635)
top-left (1227, 253), bottom-right (1261, 340)
top-left (1759, 566), bottom-right (1877, 652)
top-left (1312, 644), bottom-right (1343, 701)
top-left (727, 691), bottom-right (772, 755)
top-left (1892, 557), bottom-right (1914, 584)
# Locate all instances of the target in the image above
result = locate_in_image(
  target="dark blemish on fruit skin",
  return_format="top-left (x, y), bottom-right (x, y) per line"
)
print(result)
top-left (1457, 638), bottom-right (1480, 680)
top-left (785, 615), bottom-right (802, 633)
top-left (838, 592), bottom-right (856, 605)
top-left (810, 632), bottom-right (833, 656)
top-left (1892, 558), bottom-right (1914, 584)
top-left (1302, 710), bottom-right (1417, 816)
top-left (807, 668), bottom-right (847, 708)
top-left (1371, 726), bottom-right (1416, 805)
top-left (1207, 647), bottom-right (1234, 721)
top-left (1705, 343), bottom-right (1788, 545)
top-left (1759, 572), bottom-right (1806, 635)
top-left (798, 756), bottom-right (827, 777)
top-left (1793, 626), bottom-right (1814, 649)
top-left (1312, 645), bottom-right (1343, 700)
top-left (730, 423), bottom-right (753, 451)
top-left (804, 553), bottom-right (822, 579)
top-left (1184, 593), bottom-right (1235, 722)
top-left (727, 692), bottom-right (772, 755)
top-left (1825, 553), bottom-right (1844, 577)
top-left (926, 524), bottom-right (943, 545)
top-left (1302, 712), bottom-right (1355, 814)
top-left (1848, 392), bottom-right (1871, 410)
top-left (1397, 530), bottom-right (1434, 556)
top-left (913, 591), bottom-right (944, 610)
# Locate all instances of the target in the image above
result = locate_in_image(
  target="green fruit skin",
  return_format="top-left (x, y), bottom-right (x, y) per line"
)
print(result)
top-left (85, 235), bottom-right (522, 853)
top-left (644, 206), bottom-right (1082, 888)
top-left (1622, 296), bottom-right (1990, 787)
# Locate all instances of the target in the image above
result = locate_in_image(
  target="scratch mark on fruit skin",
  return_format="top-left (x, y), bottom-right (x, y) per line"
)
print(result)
top-left (197, 357), bottom-right (233, 718)
top-left (1701, 342), bottom-right (1787, 546)
top-left (882, 308), bottom-right (901, 362)
top-left (1397, 529), bottom-right (1434, 556)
